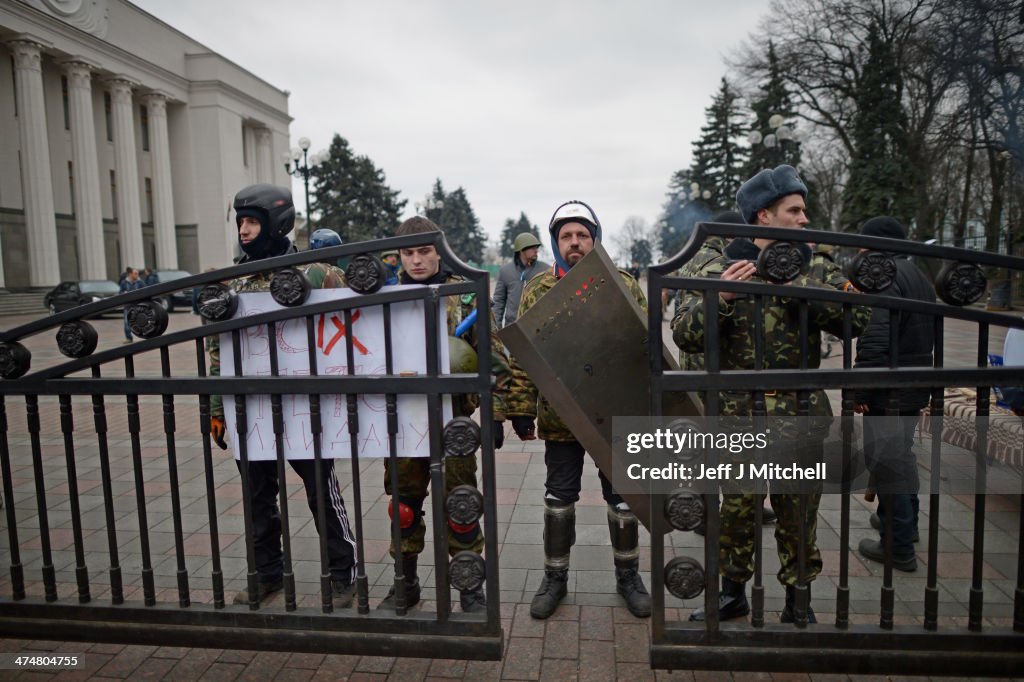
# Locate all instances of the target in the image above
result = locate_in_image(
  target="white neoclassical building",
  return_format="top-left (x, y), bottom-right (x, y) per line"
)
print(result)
top-left (0, 0), bottom-right (293, 288)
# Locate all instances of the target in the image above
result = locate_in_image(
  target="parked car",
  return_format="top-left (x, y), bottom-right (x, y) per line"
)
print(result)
top-left (149, 269), bottom-right (194, 312)
top-left (43, 280), bottom-right (121, 316)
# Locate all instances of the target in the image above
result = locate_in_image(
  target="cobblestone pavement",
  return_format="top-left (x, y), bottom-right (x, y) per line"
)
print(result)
top-left (0, 311), bottom-right (1020, 680)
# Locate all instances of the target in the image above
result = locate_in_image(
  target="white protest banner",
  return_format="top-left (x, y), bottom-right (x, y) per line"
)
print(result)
top-left (220, 286), bottom-right (452, 460)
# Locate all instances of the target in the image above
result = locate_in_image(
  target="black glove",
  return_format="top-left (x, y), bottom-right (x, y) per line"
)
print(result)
top-left (493, 421), bottom-right (505, 450)
top-left (210, 415), bottom-right (228, 450)
top-left (511, 416), bottom-right (536, 440)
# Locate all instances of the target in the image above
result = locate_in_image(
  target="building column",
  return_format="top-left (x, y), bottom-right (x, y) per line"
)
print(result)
top-left (255, 127), bottom-right (273, 183)
top-left (107, 77), bottom-right (145, 269)
top-left (61, 59), bottom-right (106, 280)
top-left (8, 38), bottom-right (60, 287)
top-left (143, 92), bottom-right (178, 269)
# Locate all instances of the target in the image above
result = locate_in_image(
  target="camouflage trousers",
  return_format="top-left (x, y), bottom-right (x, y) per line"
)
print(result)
top-left (383, 455), bottom-right (484, 558)
top-left (719, 439), bottom-right (824, 586)
top-left (719, 491), bottom-right (822, 586)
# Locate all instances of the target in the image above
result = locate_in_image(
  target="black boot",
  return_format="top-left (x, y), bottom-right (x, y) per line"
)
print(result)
top-left (780, 584), bottom-right (816, 624)
top-left (460, 585), bottom-right (486, 613)
top-left (688, 578), bottom-right (749, 622)
top-left (378, 556), bottom-right (421, 609)
top-left (615, 566), bottom-right (652, 618)
top-left (530, 569), bottom-right (568, 619)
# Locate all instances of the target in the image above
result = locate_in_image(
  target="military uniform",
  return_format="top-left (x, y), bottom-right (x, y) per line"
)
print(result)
top-left (384, 271), bottom-right (517, 559)
top-left (208, 254), bottom-right (359, 594)
top-left (672, 235), bottom-right (870, 588)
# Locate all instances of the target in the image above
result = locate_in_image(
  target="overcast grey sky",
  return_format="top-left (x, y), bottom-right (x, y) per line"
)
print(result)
top-left (133, 0), bottom-right (766, 254)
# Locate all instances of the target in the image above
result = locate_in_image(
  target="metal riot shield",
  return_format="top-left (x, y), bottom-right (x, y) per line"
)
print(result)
top-left (499, 243), bottom-right (701, 531)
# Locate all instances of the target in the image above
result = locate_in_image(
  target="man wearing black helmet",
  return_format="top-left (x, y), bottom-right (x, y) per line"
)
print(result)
top-left (207, 183), bottom-right (358, 608)
top-left (492, 232), bottom-right (548, 328)
top-left (505, 200), bottom-right (653, 620)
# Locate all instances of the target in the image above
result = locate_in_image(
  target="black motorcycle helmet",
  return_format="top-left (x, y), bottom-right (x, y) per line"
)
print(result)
top-left (233, 184), bottom-right (296, 258)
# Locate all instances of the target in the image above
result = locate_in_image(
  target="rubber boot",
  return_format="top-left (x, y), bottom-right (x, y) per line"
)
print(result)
top-left (608, 505), bottom-right (651, 618)
top-left (378, 556), bottom-right (421, 609)
top-left (530, 498), bottom-right (574, 619)
top-left (780, 583), bottom-right (816, 624)
top-left (688, 577), bottom-right (750, 622)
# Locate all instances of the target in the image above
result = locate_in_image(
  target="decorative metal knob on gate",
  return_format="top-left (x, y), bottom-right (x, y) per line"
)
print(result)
top-left (666, 418), bottom-right (703, 465)
top-left (664, 490), bottom-right (705, 532)
top-left (56, 321), bottom-right (98, 358)
top-left (0, 341), bottom-right (30, 379)
top-left (664, 556), bottom-right (705, 601)
top-left (127, 301), bottom-right (169, 339)
top-left (197, 283), bottom-right (238, 322)
top-left (935, 262), bottom-right (986, 306)
top-left (345, 254), bottom-right (388, 294)
top-left (270, 267), bottom-right (312, 307)
top-left (757, 241), bottom-right (808, 284)
top-left (449, 550), bottom-right (486, 593)
top-left (847, 250), bottom-right (897, 293)
top-left (443, 416), bottom-right (481, 458)
top-left (446, 485), bottom-right (484, 528)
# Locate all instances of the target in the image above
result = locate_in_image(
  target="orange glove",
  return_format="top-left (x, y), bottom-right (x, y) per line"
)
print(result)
top-left (210, 416), bottom-right (228, 450)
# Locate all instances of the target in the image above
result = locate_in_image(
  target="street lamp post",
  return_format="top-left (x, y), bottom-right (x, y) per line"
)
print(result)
top-left (748, 113), bottom-right (801, 171)
top-left (283, 137), bottom-right (328, 249)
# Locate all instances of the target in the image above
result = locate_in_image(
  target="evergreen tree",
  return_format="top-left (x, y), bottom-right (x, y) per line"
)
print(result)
top-left (689, 78), bottom-right (749, 213)
top-left (839, 22), bottom-right (916, 232)
top-left (498, 212), bottom-right (542, 259)
top-left (309, 134), bottom-right (406, 242)
top-left (424, 179), bottom-right (487, 264)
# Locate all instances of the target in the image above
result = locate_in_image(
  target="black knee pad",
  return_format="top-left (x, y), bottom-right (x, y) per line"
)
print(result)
top-left (543, 498), bottom-right (575, 570)
top-left (607, 504), bottom-right (639, 569)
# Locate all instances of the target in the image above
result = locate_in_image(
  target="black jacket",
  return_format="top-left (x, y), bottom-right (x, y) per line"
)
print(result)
top-left (854, 256), bottom-right (936, 410)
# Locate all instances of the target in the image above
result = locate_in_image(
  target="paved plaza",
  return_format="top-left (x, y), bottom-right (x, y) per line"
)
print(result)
top-left (0, 310), bottom-right (1020, 680)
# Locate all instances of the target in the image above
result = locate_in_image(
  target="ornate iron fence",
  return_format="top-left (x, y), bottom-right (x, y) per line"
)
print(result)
top-left (646, 223), bottom-right (1024, 676)
top-left (0, 233), bottom-right (503, 659)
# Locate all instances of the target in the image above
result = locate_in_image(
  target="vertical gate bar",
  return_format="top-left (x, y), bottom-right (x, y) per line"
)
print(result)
top-left (880, 308), bottom-right (901, 630)
top-left (474, 276), bottom-right (501, 629)
top-left (1015, 454), bottom-right (1023, 632)
top-left (702, 290), bottom-right (720, 634)
top-left (649, 270), bottom-right (666, 644)
top-left (0, 396), bottom-right (25, 600)
top-left (266, 321), bottom-right (296, 611)
top-left (194, 339), bottom-right (224, 608)
top-left (90, 366), bottom-right (122, 604)
top-left (159, 347), bottom-right (190, 607)
top-left (343, 307), bottom-right (370, 615)
top-left (751, 294), bottom-right (766, 627)
top-left (968, 323), bottom-right (990, 631)
top-left (26, 395), bottom-right (57, 601)
top-left (924, 316), bottom-right (944, 630)
top-left (793, 301), bottom-right (809, 628)
top-left (125, 355), bottom-right (155, 605)
top-left (425, 286), bottom-right (451, 621)
top-left (305, 315), bottom-right (333, 614)
top-left (58, 394), bottom-right (90, 603)
top-left (231, 329), bottom-right (261, 609)
top-left (836, 305), bottom-right (854, 629)
top-left (379, 305), bottom-right (408, 615)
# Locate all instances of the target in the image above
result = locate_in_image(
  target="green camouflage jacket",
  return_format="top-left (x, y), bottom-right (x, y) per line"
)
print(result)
top-left (505, 267), bottom-right (647, 441)
top-left (671, 235), bottom-right (869, 420)
top-left (441, 273), bottom-right (517, 419)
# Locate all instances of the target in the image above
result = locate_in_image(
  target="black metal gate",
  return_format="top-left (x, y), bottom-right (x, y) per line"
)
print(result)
top-left (0, 233), bottom-right (502, 659)
top-left (647, 223), bottom-right (1024, 676)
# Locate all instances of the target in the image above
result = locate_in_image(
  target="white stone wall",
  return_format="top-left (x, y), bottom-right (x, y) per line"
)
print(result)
top-left (0, 0), bottom-right (292, 286)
